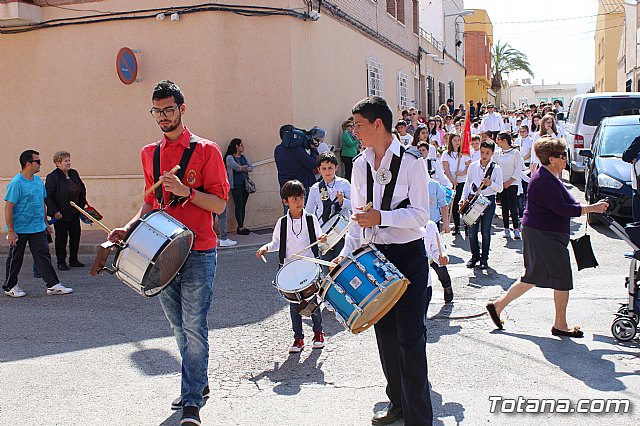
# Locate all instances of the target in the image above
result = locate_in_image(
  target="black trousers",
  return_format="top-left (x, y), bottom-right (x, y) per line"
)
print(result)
top-left (499, 185), bottom-right (519, 229)
top-left (451, 182), bottom-right (465, 229)
top-left (230, 186), bottom-right (250, 228)
top-left (374, 239), bottom-right (433, 425)
top-left (341, 156), bottom-right (354, 181)
top-left (4, 231), bottom-right (59, 290)
top-left (430, 262), bottom-right (451, 289)
top-left (54, 215), bottom-right (81, 264)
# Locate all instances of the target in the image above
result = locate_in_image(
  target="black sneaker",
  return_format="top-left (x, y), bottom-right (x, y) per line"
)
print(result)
top-left (466, 259), bottom-right (478, 268)
top-left (479, 260), bottom-right (489, 270)
top-left (171, 385), bottom-right (210, 410)
top-left (57, 263), bottom-right (70, 271)
top-left (443, 286), bottom-right (454, 303)
top-left (69, 260), bottom-right (85, 267)
top-left (180, 406), bottom-right (201, 426)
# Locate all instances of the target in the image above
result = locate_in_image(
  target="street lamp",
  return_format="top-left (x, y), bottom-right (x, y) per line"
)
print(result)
top-left (443, 9), bottom-right (474, 60)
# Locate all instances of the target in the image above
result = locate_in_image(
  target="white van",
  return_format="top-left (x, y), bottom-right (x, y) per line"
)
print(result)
top-left (564, 92), bottom-right (640, 184)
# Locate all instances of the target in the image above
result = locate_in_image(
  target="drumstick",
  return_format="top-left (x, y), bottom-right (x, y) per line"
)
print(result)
top-left (260, 255), bottom-right (267, 263)
top-left (321, 202), bottom-right (373, 255)
top-left (292, 238), bottom-right (323, 258)
top-left (292, 254), bottom-right (336, 267)
top-left (435, 230), bottom-right (444, 258)
top-left (144, 165), bottom-right (181, 196)
top-left (70, 202), bottom-right (112, 234)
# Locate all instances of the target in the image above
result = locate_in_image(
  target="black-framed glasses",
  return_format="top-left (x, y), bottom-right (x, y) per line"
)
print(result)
top-left (29, 159), bottom-right (41, 165)
top-left (150, 105), bottom-right (181, 118)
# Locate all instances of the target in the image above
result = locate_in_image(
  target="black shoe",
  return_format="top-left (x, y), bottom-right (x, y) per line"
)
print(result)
top-left (180, 406), bottom-right (201, 426)
top-left (69, 260), bottom-right (85, 267)
top-left (372, 404), bottom-right (403, 425)
top-left (34, 271), bottom-right (42, 279)
top-left (466, 259), bottom-right (478, 268)
top-left (57, 263), bottom-right (70, 271)
top-left (443, 286), bottom-right (454, 303)
top-left (452, 227), bottom-right (460, 236)
top-left (479, 260), bottom-right (489, 270)
top-left (171, 385), bottom-right (210, 410)
top-left (237, 227), bottom-right (250, 236)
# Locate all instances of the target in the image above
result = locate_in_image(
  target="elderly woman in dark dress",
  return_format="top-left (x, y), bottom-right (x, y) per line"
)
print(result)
top-left (486, 137), bottom-right (609, 337)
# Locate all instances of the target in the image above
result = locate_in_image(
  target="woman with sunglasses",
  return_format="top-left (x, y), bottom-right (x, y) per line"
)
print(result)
top-left (225, 138), bottom-right (253, 235)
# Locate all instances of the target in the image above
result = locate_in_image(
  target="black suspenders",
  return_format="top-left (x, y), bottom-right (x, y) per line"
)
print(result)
top-left (366, 146), bottom-right (410, 229)
top-left (278, 214), bottom-right (319, 268)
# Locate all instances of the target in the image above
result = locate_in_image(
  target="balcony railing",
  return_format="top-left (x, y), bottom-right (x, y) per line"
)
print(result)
top-left (419, 28), bottom-right (443, 51)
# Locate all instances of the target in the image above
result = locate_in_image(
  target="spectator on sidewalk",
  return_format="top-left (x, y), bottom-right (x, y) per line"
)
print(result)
top-left (340, 120), bottom-right (359, 181)
top-left (275, 128), bottom-right (318, 196)
top-left (214, 208), bottom-right (236, 247)
top-left (45, 151), bottom-right (87, 270)
top-left (3, 150), bottom-right (73, 298)
top-left (225, 138), bottom-right (253, 235)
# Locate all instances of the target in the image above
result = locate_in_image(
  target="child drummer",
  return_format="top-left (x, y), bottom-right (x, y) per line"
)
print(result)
top-left (460, 139), bottom-right (503, 270)
top-left (256, 180), bottom-right (328, 354)
top-left (306, 152), bottom-right (352, 260)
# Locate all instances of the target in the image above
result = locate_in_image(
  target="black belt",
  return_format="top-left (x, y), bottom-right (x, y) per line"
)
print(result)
top-left (194, 247), bottom-right (216, 253)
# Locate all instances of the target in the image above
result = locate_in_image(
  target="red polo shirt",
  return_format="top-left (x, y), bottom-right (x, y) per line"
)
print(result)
top-left (141, 127), bottom-right (229, 250)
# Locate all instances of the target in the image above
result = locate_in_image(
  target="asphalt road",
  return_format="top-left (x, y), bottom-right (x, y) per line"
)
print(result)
top-left (1, 174), bottom-right (639, 425)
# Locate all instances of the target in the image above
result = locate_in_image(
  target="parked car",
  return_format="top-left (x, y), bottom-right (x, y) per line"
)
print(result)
top-left (564, 93), bottom-right (640, 184)
top-left (581, 115), bottom-right (640, 223)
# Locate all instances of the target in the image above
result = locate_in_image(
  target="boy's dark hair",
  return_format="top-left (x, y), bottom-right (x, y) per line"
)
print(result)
top-left (152, 80), bottom-right (185, 105)
top-left (497, 131), bottom-right (512, 146)
top-left (401, 109), bottom-right (409, 116)
top-left (416, 141), bottom-right (430, 150)
top-left (519, 125), bottom-right (529, 132)
top-left (480, 140), bottom-right (496, 152)
top-left (316, 151), bottom-right (339, 167)
top-left (19, 150), bottom-right (39, 169)
top-left (352, 96), bottom-right (393, 133)
top-left (280, 180), bottom-right (306, 200)
top-left (395, 120), bottom-right (407, 129)
top-left (471, 134), bottom-right (481, 141)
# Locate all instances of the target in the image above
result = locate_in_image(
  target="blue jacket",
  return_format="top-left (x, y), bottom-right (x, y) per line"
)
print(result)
top-left (274, 144), bottom-right (318, 189)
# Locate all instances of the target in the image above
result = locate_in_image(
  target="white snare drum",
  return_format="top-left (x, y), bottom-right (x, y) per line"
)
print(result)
top-left (274, 259), bottom-right (323, 303)
top-left (109, 210), bottom-right (194, 297)
top-left (461, 194), bottom-right (492, 226)
top-left (318, 214), bottom-right (349, 253)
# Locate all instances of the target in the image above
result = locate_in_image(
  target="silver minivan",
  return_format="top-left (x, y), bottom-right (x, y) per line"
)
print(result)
top-left (564, 92), bottom-right (640, 184)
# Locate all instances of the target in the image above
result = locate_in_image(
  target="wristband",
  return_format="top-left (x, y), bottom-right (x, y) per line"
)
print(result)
top-left (181, 187), bottom-right (195, 207)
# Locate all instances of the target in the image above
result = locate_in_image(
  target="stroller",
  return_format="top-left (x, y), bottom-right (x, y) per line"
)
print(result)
top-left (600, 214), bottom-right (640, 341)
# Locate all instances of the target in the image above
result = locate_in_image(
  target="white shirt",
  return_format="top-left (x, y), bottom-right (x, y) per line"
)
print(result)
top-left (399, 134), bottom-right (413, 146)
top-left (480, 112), bottom-right (504, 132)
top-left (306, 176), bottom-right (352, 224)
top-left (521, 117), bottom-right (532, 130)
top-left (424, 221), bottom-right (446, 288)
top-left (462, 159), bottom-right (504, 199)
top-left (493, 147), bottom-right (523, 186)
top-left (424, 155), bottom-right (453, 189)
top-left (516, 136), bottom-right (533, 163)
top-left (317, 142), bottom-right (331, 154)
top-left (470, 148), bottom-right (481, 163)
top-left (429, 132), bottom-right (442, 146)
top-left (265, 210), bottom-right (322, 264)
top-left (441, 151), bottom-right (471, 184)
top-left (339, 138), bottom-right (431, 257)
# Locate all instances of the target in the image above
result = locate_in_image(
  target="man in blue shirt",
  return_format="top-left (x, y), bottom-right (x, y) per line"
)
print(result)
top-left (4, 150), bottom-right (73, 297)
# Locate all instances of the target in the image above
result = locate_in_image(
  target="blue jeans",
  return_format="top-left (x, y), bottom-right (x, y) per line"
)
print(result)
top-left (290, 297), bottom-right (323, 339)
top-left (159, 249), bottom-right (217, 408)
top-left (469, 195), bottom-right (496, 261)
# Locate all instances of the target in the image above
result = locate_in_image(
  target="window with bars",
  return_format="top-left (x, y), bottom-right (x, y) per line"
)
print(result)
top-left (427, 76), bottom-right (435, 116)
top-left (367, 57), bottom-right (384, 97)
top-left (397, 71), bottom-right (409, 109)
top-left (438, 81), bottom-right (446, 107)
top-left (386, 0), bottom-right (405, 24)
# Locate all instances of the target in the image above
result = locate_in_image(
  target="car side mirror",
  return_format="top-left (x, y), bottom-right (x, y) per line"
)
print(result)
top-left (579, 149), bottom-right (593, 159)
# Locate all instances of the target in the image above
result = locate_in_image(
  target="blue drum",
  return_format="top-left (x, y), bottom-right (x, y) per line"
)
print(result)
top-left (442, 184), bottom-right (455, 205)
top-left (319, 244), bottom-right (409, 334)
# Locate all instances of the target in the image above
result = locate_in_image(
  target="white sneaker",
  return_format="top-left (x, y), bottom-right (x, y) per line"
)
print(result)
top-left (4, 285), bottom-right (27, 298)
top-left (47, 283), bottom-right (73, 295)
top-left (218, 238), bottom-right (237, 247)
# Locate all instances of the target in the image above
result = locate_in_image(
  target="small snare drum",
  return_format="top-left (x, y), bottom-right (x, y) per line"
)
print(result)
top-left (318, 214), bottom-right (350, 253)
top-left (461, 194), bottom-right (491, 226)
top-left (319, 244), bottom-right (409, 334)
top-left (274, 259), bottom-right (323, 303)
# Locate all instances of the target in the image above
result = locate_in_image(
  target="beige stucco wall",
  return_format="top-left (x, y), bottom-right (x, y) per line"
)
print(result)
top-left (595, 3), bottom-right (623, 92)
top-left (1, 0), bottom-right (419, 233)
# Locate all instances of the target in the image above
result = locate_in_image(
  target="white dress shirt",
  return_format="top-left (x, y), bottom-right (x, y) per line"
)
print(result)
top-left (480, 112), bottom-right (504, 132)
top-left (516, 136), bottom-right (533, 163)
top-left (306, 176), bottom-right (352, 224)
top-left (265, 210), bottom-right (322, 265)
top-left (424, 155), bottom-right (453, 189)
top-left (441, 151), bottom-right (471, 184)
top-left (399, 134), bottom-right (413, 146)
top-left (461, 159), bottom-right (504, 199)
top-left (424, 221), bottom-right (446, 288)
top-left (494, 147), bottom-right (523, 186)
top-left (470, 149), bottom-right (481, 163)
top-left (339, 138), bottom-right (431, 257)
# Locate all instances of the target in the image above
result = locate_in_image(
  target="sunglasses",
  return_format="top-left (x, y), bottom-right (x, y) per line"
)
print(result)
top-left (29, 159), bottom-right (41, 165)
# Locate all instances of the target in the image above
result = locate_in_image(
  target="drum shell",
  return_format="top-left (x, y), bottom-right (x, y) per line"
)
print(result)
top-left (461, 194), bottom-right (491, 227)
top-left (318, 215), bottom-right (349, 253)
top-left (274, 259), bottom-right (323, 303)
top-left (113, 210), bottom-right (194, 297)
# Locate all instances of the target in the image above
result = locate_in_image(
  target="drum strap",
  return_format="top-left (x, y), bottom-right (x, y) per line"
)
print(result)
top-left (366, 145), bottom-right (409, 229)
top-left (471, 161), bottom-right (496, 194)
top-left (426, 158), bottom-right (435, 176)
top-left (318, 180), bottom-right (338, 225)
top-left (153, 135), bottom-right (203, 206)
top-left (278, 214), bottom-right (319, 268)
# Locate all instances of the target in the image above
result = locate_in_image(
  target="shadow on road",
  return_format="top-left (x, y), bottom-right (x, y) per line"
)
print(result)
top-left (432, 385), bottom-right (465, 425)
top-left (506, 332), bottom-right (636, 392)
top-left (467, 268), bottom-right (515, 291)
top-left (130, 347), bottom-right (181, 376)
top-left (248, 349), bottom-right (325, 396)
top-left (427, 303), bottom-right (462, 344)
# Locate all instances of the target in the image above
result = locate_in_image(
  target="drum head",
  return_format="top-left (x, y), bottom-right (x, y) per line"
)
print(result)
top-left (143, 229), bottom-right (194, 296)
top-left (276, 259), bottom-right (320, 292)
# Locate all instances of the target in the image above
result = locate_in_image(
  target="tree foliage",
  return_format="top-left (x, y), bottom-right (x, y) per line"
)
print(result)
top-left (491, 40), bottom-right (534, 94)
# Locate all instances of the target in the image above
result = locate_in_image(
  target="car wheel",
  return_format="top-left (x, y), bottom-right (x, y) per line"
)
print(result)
top-left (586, 187), bottom-right (600, 225)
top-left (569, 166), bottom-right (584, 185)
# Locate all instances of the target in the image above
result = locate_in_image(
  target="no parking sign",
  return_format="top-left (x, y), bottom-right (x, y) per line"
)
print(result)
top-left (116, 47), bottom-right (138, 85)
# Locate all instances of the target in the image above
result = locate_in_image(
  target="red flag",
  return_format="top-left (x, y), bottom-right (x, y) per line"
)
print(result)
top-left (461, 109), bottom-right (471, 155)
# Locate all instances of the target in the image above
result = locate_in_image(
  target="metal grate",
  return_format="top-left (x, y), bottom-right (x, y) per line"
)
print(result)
top-left (367, 57), bottom-right (384, 97)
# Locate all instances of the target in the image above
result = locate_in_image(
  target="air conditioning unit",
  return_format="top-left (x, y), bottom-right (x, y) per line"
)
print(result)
top-left (0, 1), bottom-right (42, 27)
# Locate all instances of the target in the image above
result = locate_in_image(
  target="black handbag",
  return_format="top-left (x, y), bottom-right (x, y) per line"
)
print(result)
top-left (570, 216), bottom-right (598, 270)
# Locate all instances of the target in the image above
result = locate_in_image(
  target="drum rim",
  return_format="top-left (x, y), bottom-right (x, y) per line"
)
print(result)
top-left (275, 259), bottom-right (321, 292)
top-left (321, 214), bottom-right (349, 233)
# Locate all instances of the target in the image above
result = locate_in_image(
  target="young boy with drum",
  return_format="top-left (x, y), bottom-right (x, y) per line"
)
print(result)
top-left (460, 139), bottom-right (504, 269)
top-left (256, 180), bottom-right (327, 354)
top-left (305, 152), bottom-right (351, 261)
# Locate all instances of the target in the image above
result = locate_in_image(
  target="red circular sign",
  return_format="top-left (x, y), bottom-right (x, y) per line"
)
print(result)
top-left (116, 47), bottom-right (138, 85)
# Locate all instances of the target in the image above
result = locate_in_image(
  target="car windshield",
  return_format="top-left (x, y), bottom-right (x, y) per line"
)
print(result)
top-left (599, 124), bottom-right (640, 157)
top-left (583, 98), bottom-right (640, 126)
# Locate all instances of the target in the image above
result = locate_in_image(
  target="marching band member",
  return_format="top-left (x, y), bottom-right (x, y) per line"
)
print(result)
top-left (424, 220), bottom-right (452, 303)
top-left (461, 139), bottom-right (503, 270)
top-left (256, 180), bottom-right (328, 354)
top-left (495, 132), bottom-right (523, 240)
top-left (334, 96), bottom-right (433, 425)
top-left (416, 141), bottom-right (453, 190)
top-left (442, 133), bottom-right (471, 235)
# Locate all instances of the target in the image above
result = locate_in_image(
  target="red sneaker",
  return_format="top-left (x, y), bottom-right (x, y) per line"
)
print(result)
top-left (312, 332), bottom-right (325, 349)
top-left (289, 338), bottom-right (304, 353)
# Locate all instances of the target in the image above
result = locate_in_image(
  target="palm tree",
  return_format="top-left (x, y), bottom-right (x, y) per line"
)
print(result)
top-left (491, 40), bottom-right (534, 108)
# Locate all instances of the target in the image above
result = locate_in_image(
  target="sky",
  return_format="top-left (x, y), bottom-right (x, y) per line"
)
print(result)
top-left (464, 0), bottom-right (600, 86)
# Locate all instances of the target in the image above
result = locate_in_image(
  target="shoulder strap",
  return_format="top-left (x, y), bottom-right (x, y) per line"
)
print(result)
top-left (426, 158), bottom-right (435, 175)
top-left (306, 214), bottom-right (319, 258)
top-left (381, 145), bottom-right (405, 212)
top-left (278, 216), bottom-right (287, 268)
top-left (153, 135), bottom-right (203, 205)
top-left (319, 180), bottom-right (333, 225)
top-left (153, 143), bottom-right (162, 205)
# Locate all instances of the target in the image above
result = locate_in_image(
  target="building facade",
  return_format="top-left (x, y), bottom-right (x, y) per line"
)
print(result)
top-left (595, 0), bottom-right (624, 92)
top-left (617, 0), bottom-right (640, 92)
top-left (463, 9), bottom-right (493, 107)
top-left (1, 0), bottom-right (464, 232)
top-left (503, 82), bottom-right (589, 111)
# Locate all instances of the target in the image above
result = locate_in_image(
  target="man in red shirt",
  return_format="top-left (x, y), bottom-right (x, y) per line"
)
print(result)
top-left (109, 81), bottom-right (229, 426)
